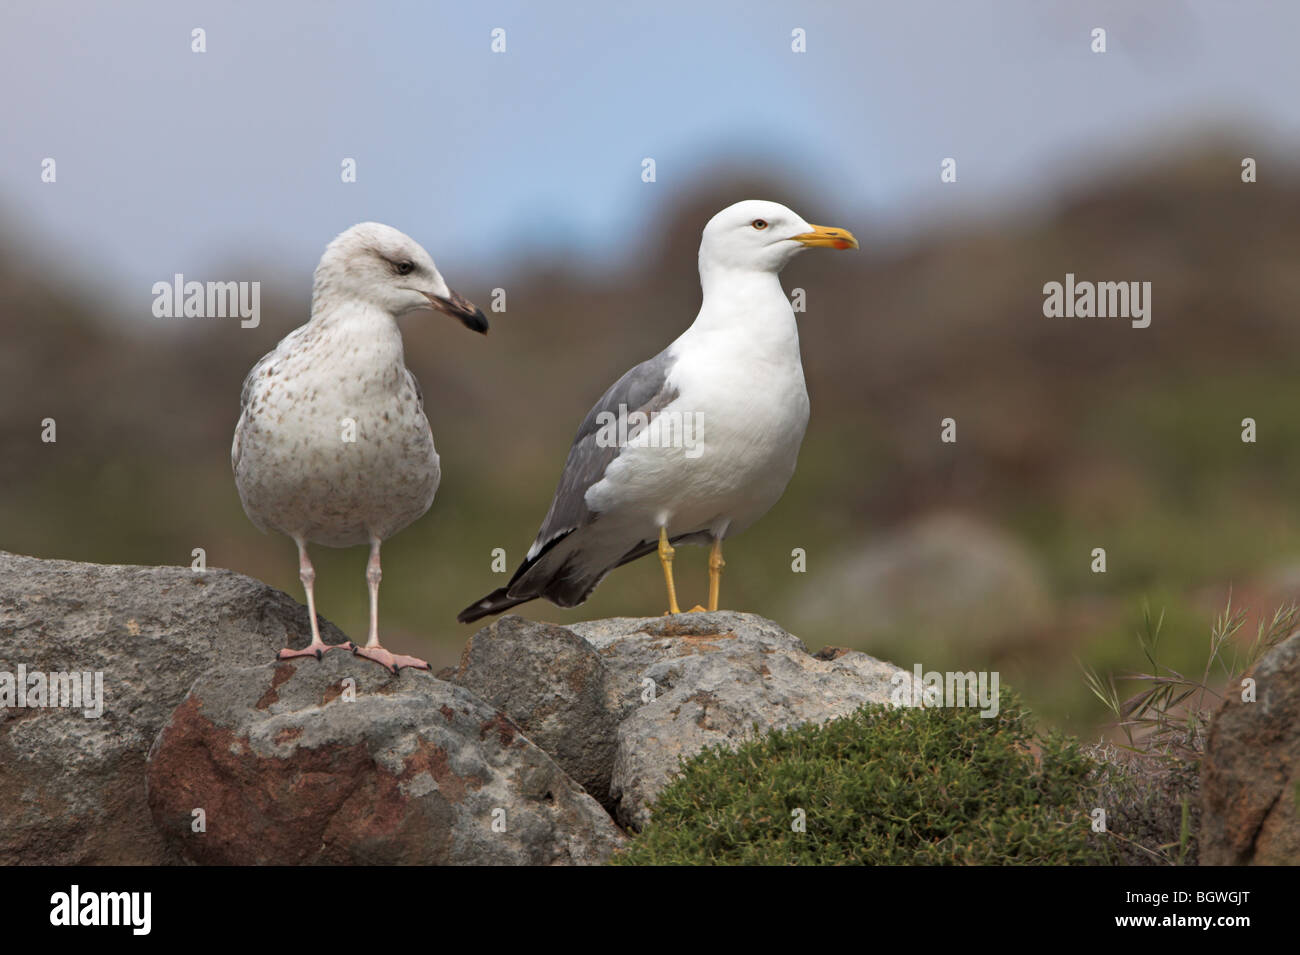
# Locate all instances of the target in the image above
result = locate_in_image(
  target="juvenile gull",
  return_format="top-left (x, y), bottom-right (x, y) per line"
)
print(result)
top-left (458, 199), bottom-right (856, 623)
top-left (234, 222), bottom-right (487, 672)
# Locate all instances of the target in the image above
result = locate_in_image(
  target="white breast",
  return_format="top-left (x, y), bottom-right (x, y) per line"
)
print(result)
top-left (585, 290), bottom-right (810, 540)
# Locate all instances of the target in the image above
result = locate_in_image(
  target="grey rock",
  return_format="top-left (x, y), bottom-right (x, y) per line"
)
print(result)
top-left (0, 551), bottom-right (335, 865)
top-left (450, 615), bottom-right (619, 810)
top-left (145, 653), bottom-right (626, 865)
top-left (568, 611), bottom-right (908, 830)
top-left (1201, 630), bottom-right (1300, 865)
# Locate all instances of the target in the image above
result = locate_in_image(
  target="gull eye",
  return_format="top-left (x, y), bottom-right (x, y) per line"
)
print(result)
top-left (751, 219), bottom-right (768, 230)
top-left (394, 260), bottom-right (415, 276)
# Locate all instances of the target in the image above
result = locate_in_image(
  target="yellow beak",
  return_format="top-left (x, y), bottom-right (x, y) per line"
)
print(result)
top-left (791, 224), bottom-right (859, 250)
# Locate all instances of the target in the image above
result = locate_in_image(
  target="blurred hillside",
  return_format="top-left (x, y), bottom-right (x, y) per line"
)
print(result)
top-left (4, 140), bottom-right (1300, 733)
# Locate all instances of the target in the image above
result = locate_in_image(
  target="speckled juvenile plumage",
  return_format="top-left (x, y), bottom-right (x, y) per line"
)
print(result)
top-left (232, 222), bottom-right (487, 673)
top-left (233, 308), bottom-right (439, 547)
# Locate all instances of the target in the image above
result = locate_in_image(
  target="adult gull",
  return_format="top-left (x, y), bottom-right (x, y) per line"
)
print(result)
top-left (458, 199), bottom-right (856, 623)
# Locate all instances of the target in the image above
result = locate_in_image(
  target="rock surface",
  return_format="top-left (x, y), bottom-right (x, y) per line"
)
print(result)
top-left (568, 611), bottom-right (908, 830)
top-left (3, 550), bottom-right (912, 862)
top-left (1200, 630), bottom-right (1300, 865)
top-left (146, 653), bottom-right (625, 864)
top-left (449, 615), bottom-right (619, 810)
top-left (0, 551), bottom-right (336, 865)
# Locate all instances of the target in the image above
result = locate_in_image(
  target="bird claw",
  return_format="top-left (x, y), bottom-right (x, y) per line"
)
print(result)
top-left (687, 605), bottom-right (707, 613)
top-left (350, 644), bottom-right (432, 675)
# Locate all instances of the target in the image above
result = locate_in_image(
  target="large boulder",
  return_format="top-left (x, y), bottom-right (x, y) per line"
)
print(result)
top-left (146, 653), bottom-right (625, 864)
top-left (568, 611), bottom-right (908, 830)
top-left (1200, 630), bottom-right (1300, 865)
top-left (449, 615), bottom-right (619, 811)
top-left (0, 551), bottom-right (334, 865)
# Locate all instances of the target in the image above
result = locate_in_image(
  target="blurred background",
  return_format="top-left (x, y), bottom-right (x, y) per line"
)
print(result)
top-left (4, 1), bottom-right (1300, 734)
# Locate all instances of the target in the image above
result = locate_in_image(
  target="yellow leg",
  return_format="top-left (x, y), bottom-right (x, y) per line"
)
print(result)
top-left (708, 538), bottom-right (725, 611)
top-left (658, 527), bottom-right (682, 615)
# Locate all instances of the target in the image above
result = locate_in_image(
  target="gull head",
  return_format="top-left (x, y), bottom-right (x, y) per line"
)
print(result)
top-left (313, 222), bottom-right (488, 333)
top-left (699, 199), bottom-right (859, 275)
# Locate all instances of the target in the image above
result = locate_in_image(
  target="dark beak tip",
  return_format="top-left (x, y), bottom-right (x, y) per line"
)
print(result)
top-left (430, 290), bottom-right (489, 334)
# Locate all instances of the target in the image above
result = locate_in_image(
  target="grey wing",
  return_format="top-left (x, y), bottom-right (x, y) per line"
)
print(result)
top-left (526, 347), bottom-right (678, 559)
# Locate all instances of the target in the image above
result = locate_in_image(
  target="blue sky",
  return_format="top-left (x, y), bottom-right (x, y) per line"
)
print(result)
top-left (3, 0), bottom-right (1298, 304)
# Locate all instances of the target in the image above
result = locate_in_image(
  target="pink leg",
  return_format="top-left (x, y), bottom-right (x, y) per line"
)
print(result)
top-left (277, 537), bottom-right (346, 662)
top-left (350, 536), bottom-right (431, 675)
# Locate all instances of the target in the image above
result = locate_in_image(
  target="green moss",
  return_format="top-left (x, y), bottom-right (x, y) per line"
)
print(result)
top-left (612, 691), bottom-right (1108, 865)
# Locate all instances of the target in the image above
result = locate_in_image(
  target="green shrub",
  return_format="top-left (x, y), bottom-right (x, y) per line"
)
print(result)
top-left (613, 691), bottom-right (1107, 865)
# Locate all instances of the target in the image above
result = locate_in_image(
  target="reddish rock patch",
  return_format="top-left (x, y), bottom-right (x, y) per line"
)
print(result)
top-left (256, 663), bottom-right (296, 710)
top-left (479, 712), bottom-right (517, 748)
top-left (146, 657), bottom-right (625, 865)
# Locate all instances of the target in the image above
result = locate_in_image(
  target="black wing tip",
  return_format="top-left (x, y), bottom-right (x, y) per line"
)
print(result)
top-left (457, 588), bottom-right (522, 624)
top-left (458, 529), bottom-right (586, 624)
